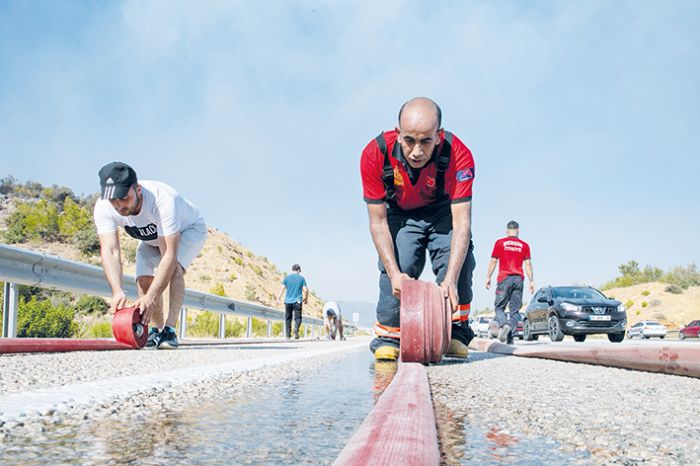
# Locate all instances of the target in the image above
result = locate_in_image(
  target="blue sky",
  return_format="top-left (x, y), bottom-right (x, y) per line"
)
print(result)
top-left (1, 1), bottom-right (699, 310)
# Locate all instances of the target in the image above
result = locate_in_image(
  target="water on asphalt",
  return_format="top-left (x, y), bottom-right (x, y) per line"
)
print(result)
top-left (0, 349), bottom-right (379, 465)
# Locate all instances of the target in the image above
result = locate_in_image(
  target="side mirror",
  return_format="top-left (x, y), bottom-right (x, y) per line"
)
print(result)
top-left (537, 296), bottom-right (549, 303)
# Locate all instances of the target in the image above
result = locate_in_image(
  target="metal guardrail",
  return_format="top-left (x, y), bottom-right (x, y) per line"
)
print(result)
top-left (0, 243), bottom-right (327, 339)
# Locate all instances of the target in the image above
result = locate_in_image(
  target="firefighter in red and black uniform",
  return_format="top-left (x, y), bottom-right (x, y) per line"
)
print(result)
top-left (486, 220), bottom-right (535, 344)
top-left (360, 97), bottom-right (476, 361)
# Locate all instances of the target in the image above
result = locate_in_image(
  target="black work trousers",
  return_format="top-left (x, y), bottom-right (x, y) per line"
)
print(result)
top-left (285, 302), bottom-right (302, 338)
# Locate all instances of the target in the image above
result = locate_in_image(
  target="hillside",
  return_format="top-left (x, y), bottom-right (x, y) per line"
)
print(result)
top-left (5, 228), bottom-right (325, 318)
top-left (0, 180), bottom-right (324, 319)
top-left (603, 282), bottom-right (700, 329)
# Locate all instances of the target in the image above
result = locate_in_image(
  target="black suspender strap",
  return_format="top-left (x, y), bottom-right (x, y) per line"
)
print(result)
top-left (435, 131), bottom-right (453, 201)
top-left (375, 132), bottom-right (397, 205)
top-left (377, 130), bottom-right (453, 207)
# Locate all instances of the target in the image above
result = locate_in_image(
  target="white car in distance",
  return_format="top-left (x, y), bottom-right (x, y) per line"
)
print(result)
top-left (471, 316), bottom-right (493, 338)
top-left (627, 321), bottom-right (667, 339)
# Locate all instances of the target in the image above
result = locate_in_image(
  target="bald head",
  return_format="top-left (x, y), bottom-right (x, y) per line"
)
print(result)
top-left (394, 97), bottom-right (443, 169)
top-left (398, 97), bottom-right (442, 131)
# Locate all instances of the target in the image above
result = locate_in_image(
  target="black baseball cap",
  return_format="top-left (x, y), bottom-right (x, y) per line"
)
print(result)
top-left (507, 220), bottom-right (519, 229)
top-left (292, 264), bottom-right (301, 272)
top-left (98, 162), bottom-right (138, 200)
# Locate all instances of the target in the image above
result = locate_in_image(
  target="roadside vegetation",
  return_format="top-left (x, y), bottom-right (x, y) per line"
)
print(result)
top-left (601, 260), bottom-right (700, 292)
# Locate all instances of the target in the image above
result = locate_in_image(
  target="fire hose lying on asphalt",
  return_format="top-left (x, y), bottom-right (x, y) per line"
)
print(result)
top-left (335, 280), bottom-right (448, 466)
top-left (0, 306), bottom-right (147, 353)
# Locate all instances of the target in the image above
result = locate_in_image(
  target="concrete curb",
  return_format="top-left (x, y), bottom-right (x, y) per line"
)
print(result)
top-left (334, 362), bottom-right (439, 466)
top-left (469, 339), bottom-right (700, 378)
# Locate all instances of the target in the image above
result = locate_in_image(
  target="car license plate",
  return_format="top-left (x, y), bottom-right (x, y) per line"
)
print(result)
top-left (589, 315), bottom-right (611, 321)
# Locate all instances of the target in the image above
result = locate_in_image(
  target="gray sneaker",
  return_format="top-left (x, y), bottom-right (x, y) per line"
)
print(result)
top-left (498, 324), bottom-right (511, 343)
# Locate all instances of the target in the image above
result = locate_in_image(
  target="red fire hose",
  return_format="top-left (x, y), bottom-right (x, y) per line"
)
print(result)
top-left (0, 306), bottom-right (148, 353)
top-left (400, 280), bottom-right (452, 364)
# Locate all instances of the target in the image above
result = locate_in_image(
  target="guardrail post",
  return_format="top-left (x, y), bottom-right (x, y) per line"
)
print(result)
top-left (218, 313), bottom-right (226, 339)
top-left (178, 307), bottom-right (187, 339)
top-left (267, 320), bottom-right (272, 338)
top-left (2, 282), bottom-right (19, 338)
top-left (246, 317), bottom-right (252, 338)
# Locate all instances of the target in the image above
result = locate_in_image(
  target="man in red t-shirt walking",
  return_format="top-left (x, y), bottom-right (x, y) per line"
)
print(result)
top-left (360, 97), bottom-right (476, 361)
top-left (486, 220), bottom-right (535, 344)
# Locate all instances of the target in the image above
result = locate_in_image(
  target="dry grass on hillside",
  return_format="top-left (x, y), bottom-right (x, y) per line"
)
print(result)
top-left (603, 282), bottom-right (700, 329)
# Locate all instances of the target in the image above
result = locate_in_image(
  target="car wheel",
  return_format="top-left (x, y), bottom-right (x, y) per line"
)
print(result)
top-left (573, 334), bottom-right (586, 342)
top-left (518, 335), bottom-right (524, 340)
top-left (608, 332), bottom-right (625, 343)
top-left (523, 320), bottom-right (536, 341)
top-left (660, 336), bottom-right (665, 339)
top-left (547, 315), bottom-right (565, 342)
top-left (642, 333), bottom-right (650, 339)
top-left (679, 332), bottom-right (685, 340)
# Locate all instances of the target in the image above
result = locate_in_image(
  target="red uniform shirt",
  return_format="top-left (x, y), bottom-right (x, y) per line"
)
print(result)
top-left (491, 237), bottom-right (531, 282)
top-left (360, 130), bottom-right (475, 210)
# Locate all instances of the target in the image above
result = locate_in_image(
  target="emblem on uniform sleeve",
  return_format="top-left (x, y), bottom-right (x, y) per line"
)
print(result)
top-left (456, 168), bottom-right (474, 182)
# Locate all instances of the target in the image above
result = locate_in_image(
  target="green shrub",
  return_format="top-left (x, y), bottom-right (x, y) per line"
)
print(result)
top-left (199, 274), bottom-right (212, 282)
top-left (665, 284), bottom-right (683, 295)
top-left (225, 318), bottom-right (245, 338)
top-left (246, 251), bottom-right (254, 258)
top-left (234, 257), bottom-right (244, 266)
top-left (188, 311), bottom-right (219, 337)
top-left (641, 290), bottom-right (650, 296)
top-left (624, 299), bottom-right (634, 309)
top-left (229, 273), bottom-right (237, 281)
top-left (210, 282), bottom-right (226, 297)
top-left (16, 200), bottom-right (60, 241)
top-left (75, 295), bottom-right (109, 315)
top-left (641, 301), bottom-right (648, 308)
top-left (251, 317), bottom-right (268, 336)
top-left (58, 197), bottom-right (92, 238)
top-left (80, 321), bottom-right (113, 338)
top-left (271, 321), bottom-right (283, 337)
top-left (74, 227), bottom-right (100, 255)
top-left (663, 264), bottom-right (700, 289)
top-left (17, 297), bottom-right (77, 338)
top-left (250, 264), bottom-right (264, 277)
top-left (216, 245), bottom-right (223, 254)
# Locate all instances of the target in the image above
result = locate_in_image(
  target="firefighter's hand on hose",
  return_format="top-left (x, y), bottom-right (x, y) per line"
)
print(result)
top-left (390, 272), bottom-right (412, 299)
top-left (440, 280), bottom-right (459, 311)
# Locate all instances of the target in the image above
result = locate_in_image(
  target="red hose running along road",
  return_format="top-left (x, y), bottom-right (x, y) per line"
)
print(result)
top-left (0, 306), bottom-right (147, 353)
top-left (470, 339), bottom-right (700, 378)
top-left (333, 363), bottom-right (440, 466)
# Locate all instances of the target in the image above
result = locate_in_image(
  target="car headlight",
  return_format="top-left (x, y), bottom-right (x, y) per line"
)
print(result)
top-left (617, 304), bottom-right (626, 313)
top-left (561, 302), bottom-right (580, 312)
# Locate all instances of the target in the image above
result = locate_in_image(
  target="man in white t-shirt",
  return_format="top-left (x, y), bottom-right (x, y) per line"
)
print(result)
top-left (93, 162), bottom-right (207, 349)
top-left (323, 301), bottom-right (346, 341)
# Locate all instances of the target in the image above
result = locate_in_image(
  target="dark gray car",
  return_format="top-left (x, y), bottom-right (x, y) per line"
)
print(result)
top-left (523, 286), bottom-right (627, 343)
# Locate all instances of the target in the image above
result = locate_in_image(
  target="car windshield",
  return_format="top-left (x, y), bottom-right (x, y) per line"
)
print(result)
top-left (645, 322), bottom-right (661, 326)
top-left (551, 287), bottom-right (607, 300)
